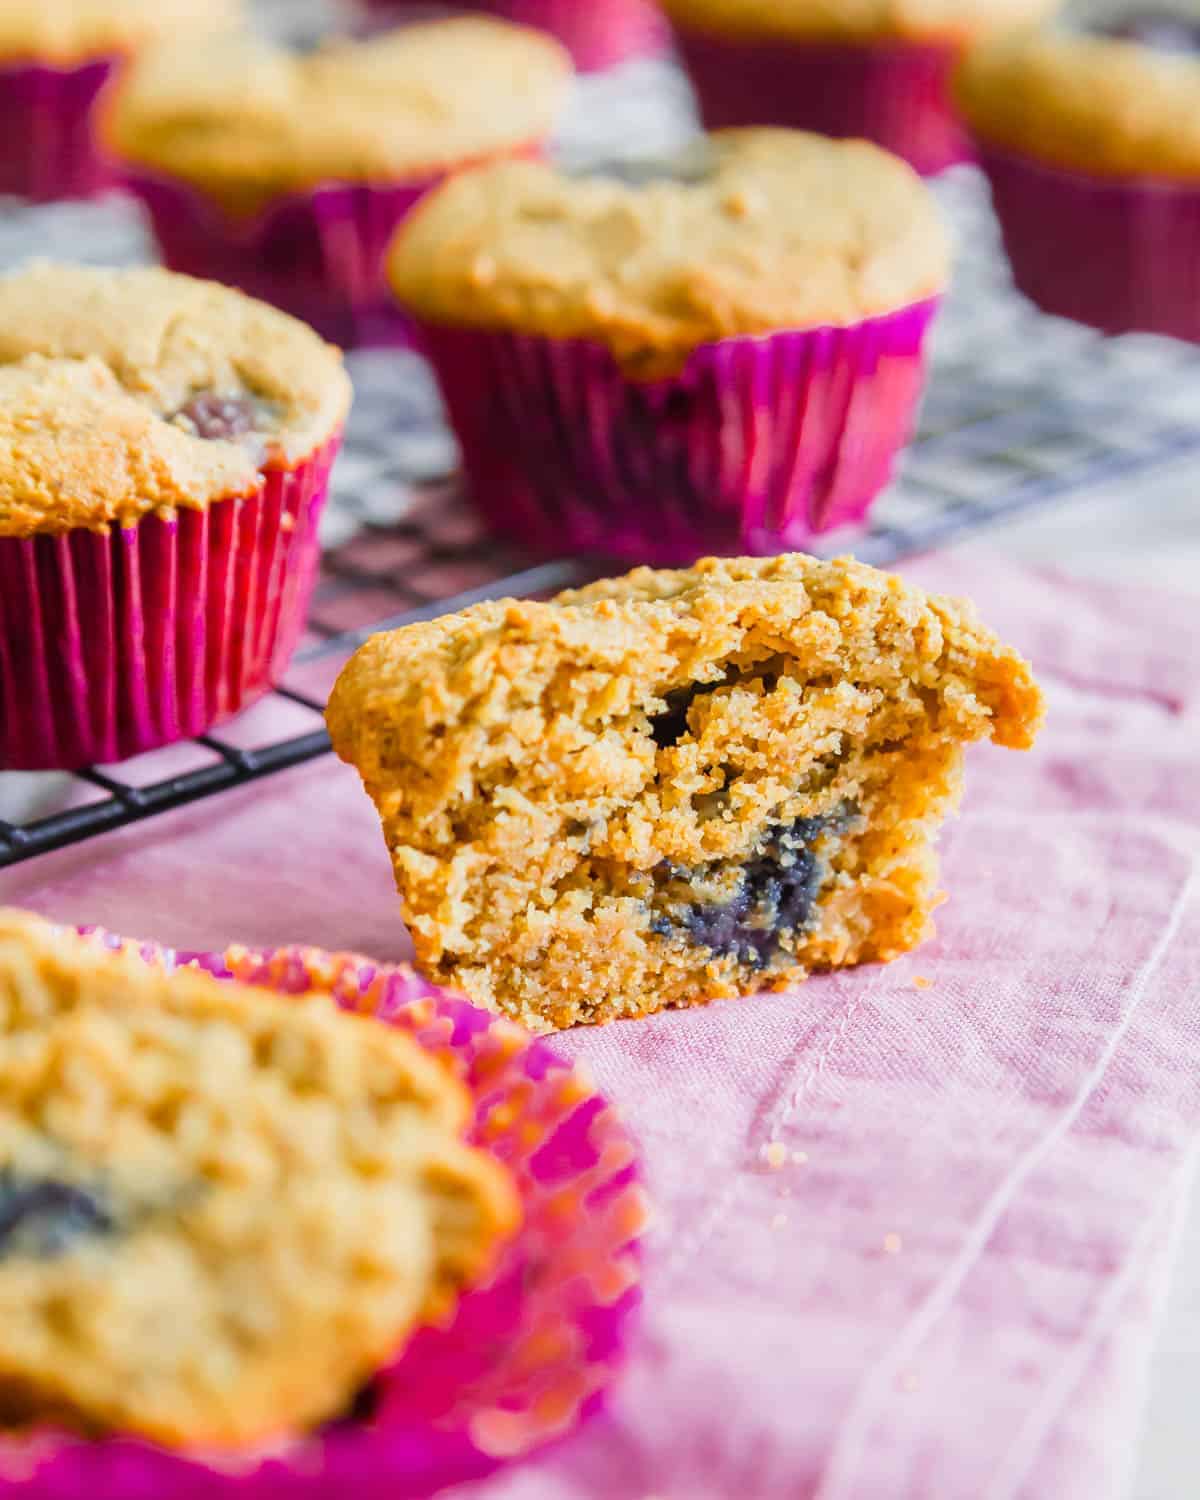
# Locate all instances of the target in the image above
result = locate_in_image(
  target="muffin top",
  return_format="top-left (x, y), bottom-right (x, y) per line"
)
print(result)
top-left (386, 129), bottom-right (949, 374)
top-left (957, 14), bottom-right (1200, 178)
top-left (0, 264), bottom-right (351, 537)
top-left (0, 909), bottom-right (518, 1449)
top-left (660, 0), bottom-right (1060, 45)
top-left (0, 0), bottom-right (238, 66)
top-left (105, 18), bottom-right (573, 214)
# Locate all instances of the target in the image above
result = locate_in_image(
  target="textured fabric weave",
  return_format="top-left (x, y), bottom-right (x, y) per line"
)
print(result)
top-left (3, 554), bottom-right (1197, 1500)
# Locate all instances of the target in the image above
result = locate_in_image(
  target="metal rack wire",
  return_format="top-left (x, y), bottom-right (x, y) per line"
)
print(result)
top-left (3, 62), bottom-right (1200, 867)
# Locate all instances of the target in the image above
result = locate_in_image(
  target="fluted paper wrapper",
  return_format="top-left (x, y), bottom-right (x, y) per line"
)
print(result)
top-left (980, 144), bottom-right (1200, 343)
top-left (418, 303), bottom-right (939, 564)
top-left (0, 934), bottom-right (646, 1500)
top-left (0, 439), bottom-right (339, 770)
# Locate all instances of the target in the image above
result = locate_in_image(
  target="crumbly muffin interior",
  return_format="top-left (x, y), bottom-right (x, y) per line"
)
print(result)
top-left (328, 555), bottom-right (1043, 1031)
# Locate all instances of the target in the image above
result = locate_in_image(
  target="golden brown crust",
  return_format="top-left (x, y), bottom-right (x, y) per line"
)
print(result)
top-left (387, 129), bottom-right (949, 374)
top-left (105, 19), bottom-right (572, 214)
top-left (0, 264), bottom-right (351, 537)
top-left (956, 28), bottom-right (1200, 179)
top-left (661, 0), bottom-right (1060, 45)
top-left (327, 554), bottom-right (1043, 1031)
top-left (0, 0), bottom-right (238, 66)
top-left (0, 909), bottom-right (518, 1449)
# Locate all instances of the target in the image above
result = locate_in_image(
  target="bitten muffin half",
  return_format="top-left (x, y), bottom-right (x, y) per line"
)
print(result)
top-left (0, 909), bottom-right (518, 1449)
top-left (328, 553), bottom-right (1043, 1032)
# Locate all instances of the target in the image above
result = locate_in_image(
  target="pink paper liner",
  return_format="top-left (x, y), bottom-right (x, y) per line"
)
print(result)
top-left (355, 0), bottom-right (668, 71)
top-left (674, 27), bottom-right (973, 176)
top-left (125, 173), bottom-right (446, 349)
top-left (0, 438), bottom-right (339, 771)
top-left (979, 144), bottom-right (1200, 343)
top-left (126, 143), bottom-right (544, 350)
top-left (0, 933), bottom-right (646, 1500)
top-left (0, 56), bottom-right (118, 201)
top-left (415, 302), bottom-right (939, 563)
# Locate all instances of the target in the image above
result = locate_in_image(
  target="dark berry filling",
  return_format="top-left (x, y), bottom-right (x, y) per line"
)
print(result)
top-left (651, 811), bottom-right (848, 970)
top-left (328, 1381), bottom-right (382, 1429)
top-left (171, 391), bottom-right (281, 445)
top-left (0, 1172), bottom-right (114, 1260)
top-left (650, 685), bottom-right (702, 748)
top-left (648, 672), bottom-right (778, 749)
top-left (1091, 9), bottom-right (1200, 51)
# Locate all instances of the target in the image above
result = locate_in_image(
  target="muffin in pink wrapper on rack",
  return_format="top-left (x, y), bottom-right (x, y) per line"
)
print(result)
top-left (387, 129), bottom-right (948, 564)
top-left (0, 0), bottom-right (238, 202)
top-left (0, 910), bottom-right (646, 1499)
top-left (354, 0), bottom-right (669, 73)
top-left (103, 19), bottom-right (572, 349)
top-left (662, 0), bottom-right (1062, 177)
top-left (0, 264), bottom-right (351, 771)
top-left (957, 13), bottom-right (1200, 342)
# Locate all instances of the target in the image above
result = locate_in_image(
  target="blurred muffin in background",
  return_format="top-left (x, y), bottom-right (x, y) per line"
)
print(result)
top-left (354, 0), bottom-right (668, 73)
top-left (662, 0), bottom-right (1061, 176)
top-left (958, 11), bottom-right (1200, 341)
top-left (0, 264), bottom-right (351, 770)
top-left (0, 0), bottom-right (237, 202)
top-left (105, 18), bottom-right (572, 348)
top-left (387, 129), bottom-right (948, 564)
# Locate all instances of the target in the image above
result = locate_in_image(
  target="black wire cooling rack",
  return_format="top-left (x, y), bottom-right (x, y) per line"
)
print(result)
top-left (3, 58), bottom-right (1200, 868)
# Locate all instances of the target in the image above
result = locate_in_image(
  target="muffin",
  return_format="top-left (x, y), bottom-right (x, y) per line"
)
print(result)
top-left (105, 18), bottom-right (573, 348)
top-left (0, 264), bottom-right (351, 771)
top-left (957, 12), bottom-right (1200, 341)
top-left (387, 129), bottom-right (948, 564)
top-left (0, 908), bottom-right (518, 1448)
top-left (0, 0), bottom-right (237, 202)
top-left (327, 553), bottom-right (1044, 1031)
top-left (662, 0), bottom-right (1062, 176)
top-left (354, 0), bottom-right (668, 73)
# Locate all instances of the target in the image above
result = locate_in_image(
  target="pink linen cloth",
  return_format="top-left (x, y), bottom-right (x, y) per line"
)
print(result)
top-left (3, 553), bottom-right (1199, 1500)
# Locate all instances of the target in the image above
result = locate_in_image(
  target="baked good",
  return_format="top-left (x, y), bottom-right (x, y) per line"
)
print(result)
top-left (0, 263), bottom-right (351, 770)
top-left (0, 909), bottom-right (518, 1448)
top-left (957, 12), bottom-right (1200, 340)
top-left (662, 0), bottom-right (1062, 176)
top-left (387, 129), bottom-right (947, 561)
top-left (0, 0), bottom-right (237, 202)
top-left (327, 553), bottom-right (1044, 1031)
top-left (105, 18), bottom-right (573, 346)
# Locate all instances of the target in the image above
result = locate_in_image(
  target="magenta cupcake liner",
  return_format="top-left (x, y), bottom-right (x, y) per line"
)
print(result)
top-left (0, 56), bottom-right (118, 201)
top-left (674, 27), bottom-right (972, 176)
top-left (355, 0), bottom-right (668, 71)
top-left (979, 145), bottom-right (1200, 343)
top-left (124, 172), bottom-right (453, 350)
top-left (416, 301), bottom-right (939, 563)
top-left (0, 438), bottom-right (339, 771)
top-left (0, 932), bottom-right (647, 1500)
